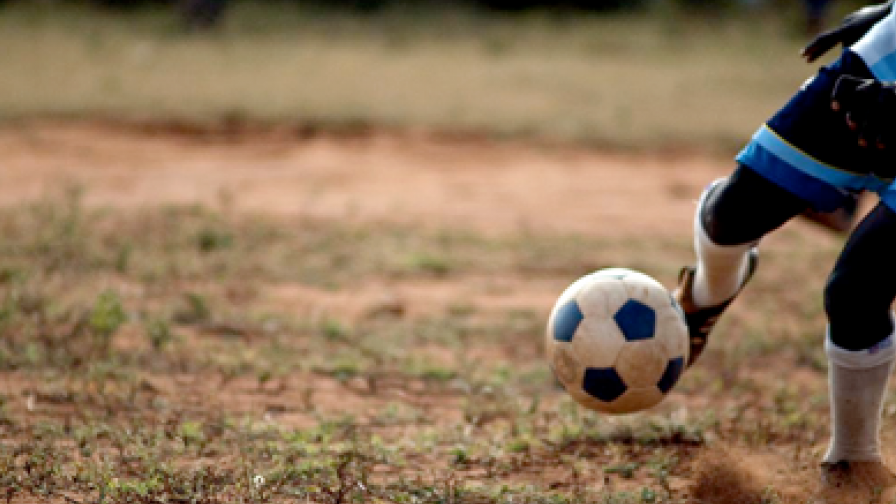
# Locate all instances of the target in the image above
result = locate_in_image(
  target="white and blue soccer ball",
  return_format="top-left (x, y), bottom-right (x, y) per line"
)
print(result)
top-left (546, 268), bottom-right (689, 414)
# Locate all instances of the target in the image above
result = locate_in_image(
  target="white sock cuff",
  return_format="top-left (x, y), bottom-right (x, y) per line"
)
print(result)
top-left (694, 217), bottom-right (754, 257)
top-left (825, 328), bottom-right (896, 370)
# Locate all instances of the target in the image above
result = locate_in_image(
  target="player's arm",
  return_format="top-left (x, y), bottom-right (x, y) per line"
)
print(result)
top-left (802, 0), bottom-right (895, 63)
top-left (831, 75), bottom-right (896, 149)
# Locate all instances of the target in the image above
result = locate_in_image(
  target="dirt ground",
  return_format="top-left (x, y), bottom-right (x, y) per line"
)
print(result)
top-left (0, 121), bottom-right (733, 236)
top-left (0, 121), bottom-right (867, 503)
top-left (0, 121), bottom-right (744, 334)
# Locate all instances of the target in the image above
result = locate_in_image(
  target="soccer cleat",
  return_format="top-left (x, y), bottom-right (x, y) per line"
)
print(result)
top-left (673, 249), bottom-right (758, 368)
top-left (811, 460), bottom-right (896, 504)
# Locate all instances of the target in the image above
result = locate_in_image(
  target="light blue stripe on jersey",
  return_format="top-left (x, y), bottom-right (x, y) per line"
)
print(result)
top-left (869, 55), bottom-right (896, 81)
top-left (750, 125), bottom-right (892, 192)
top-left (737, 130), bottom-right (847, 212)
top-left (738, 125), bottom-right (896, 213)
top-left (852, 5), bottom-right (896, 81)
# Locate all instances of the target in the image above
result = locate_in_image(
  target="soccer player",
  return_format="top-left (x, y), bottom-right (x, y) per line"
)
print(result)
top-left (800, 189), bottom-right (860, 234)
top-left (800, 2), bottom-right (891, 236)
top-left (673, 1), bottom-right (896, 501)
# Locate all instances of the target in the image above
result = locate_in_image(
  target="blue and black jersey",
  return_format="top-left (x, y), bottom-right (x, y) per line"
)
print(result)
top-left (737, 3), bottom-right (896, 212)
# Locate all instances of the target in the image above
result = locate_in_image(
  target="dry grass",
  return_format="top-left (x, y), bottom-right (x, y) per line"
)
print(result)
top-left (0, 3), bottom-right (891, 502)
top-left (0, 1), bottom-right (835, 150)
top-left (0, 184), bottom-right (882, 503)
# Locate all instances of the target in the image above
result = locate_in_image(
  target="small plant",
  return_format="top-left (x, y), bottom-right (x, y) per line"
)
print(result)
top-left (320, 318), bottom-right (350, 341)
top-left (403, 252), bottom-right (451, 276)
top-left (144, 316), bottom-right (174, 350)
top-left (604, 462), bottom-right (639, 479)
top-left (196, 226), bottom-right (234, 253)
top-left (175, 292), bottom-right (212, 324)
top-left (115, 242), bottom-right (133, 273)
top-left (88, 290), bottom-right (127, 354)
top-left (178, 421), bottom-right (205, 447)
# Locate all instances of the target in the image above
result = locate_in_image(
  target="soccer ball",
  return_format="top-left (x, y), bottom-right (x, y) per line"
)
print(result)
top-left (546, 268), bottom-right (689, 414)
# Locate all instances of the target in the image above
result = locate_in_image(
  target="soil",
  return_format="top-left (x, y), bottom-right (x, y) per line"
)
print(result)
top-left (0, 121), bottom-right (728, 236)
top-left (0, 121), bottom-right (855, 503)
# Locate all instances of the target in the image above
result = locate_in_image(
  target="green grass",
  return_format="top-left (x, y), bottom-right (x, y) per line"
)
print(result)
top-left (0, 191), bottom-right (856, 503)
top-left (0, 3), bottom-right (879, 501)
top-left (0, 1), bottom-right (839, 150)
top-left (0, 4), bottom-right (873, 496)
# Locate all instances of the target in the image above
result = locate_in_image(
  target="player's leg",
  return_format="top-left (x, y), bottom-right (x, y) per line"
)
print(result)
top-left (675, 164), bottom-right (809, 366)
top-left (678, 47), bottom-right (876, 368)
top-left (815, 202), bottom-right (896, 502)
top-left (800, 192), bottom-right (861, 235)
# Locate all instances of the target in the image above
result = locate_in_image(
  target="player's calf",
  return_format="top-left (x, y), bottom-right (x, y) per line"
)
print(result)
top-left (673, 179), bottom-right (759, 367)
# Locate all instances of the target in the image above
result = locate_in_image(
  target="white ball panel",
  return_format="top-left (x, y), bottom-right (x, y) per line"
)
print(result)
top-left (570, 318), bottom-right (625, 369)
top-left (621, 275), bottom-right (654, 301)
top-left (550, 343), bottom-right (583, 389)
top-left (574, 278), bottom-right (611, 319)
top-left (614, 340), bottom-right (668, 388)
top-left (653, 307), bottom-right (689, 361)
top-left (645, 281), bottom-right (673, 311)
top-left (567, 389), bottom-right (614, 413)
top-left (604, 387), bottom-right (664, 414)
top-left (623, 274), bottom-right (668, 310)
top-left (576, 277), bottom-right (629, 319)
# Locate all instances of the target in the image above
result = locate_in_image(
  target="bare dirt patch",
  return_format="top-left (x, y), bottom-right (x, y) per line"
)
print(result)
top-left (0, 121), bottom-right (870, 503)
top-left (0, 121), bottom-right (728, 236)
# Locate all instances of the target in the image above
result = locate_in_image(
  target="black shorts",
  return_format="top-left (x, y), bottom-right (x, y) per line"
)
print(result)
top-left (736, 50), bottom-right (896, 212)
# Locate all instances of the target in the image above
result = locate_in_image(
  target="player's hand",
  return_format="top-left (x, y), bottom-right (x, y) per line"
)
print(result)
top-left (802, 1), bottom-right (893, 63)
top-left (831, 75), bottom-right (896, 149)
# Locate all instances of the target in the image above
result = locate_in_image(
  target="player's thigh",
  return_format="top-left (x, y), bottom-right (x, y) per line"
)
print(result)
top-left (701, 164), bottom-right (808, 246)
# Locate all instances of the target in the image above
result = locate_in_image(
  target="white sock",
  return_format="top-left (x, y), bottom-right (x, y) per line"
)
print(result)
top-left (691, 180), bottom-right (757, 308)
top-left (823, 331), bottom-right (896, 463)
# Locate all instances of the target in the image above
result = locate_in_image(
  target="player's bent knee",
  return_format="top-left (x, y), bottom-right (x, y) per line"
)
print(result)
top-left (698, 165), bottom-right (805, 247)
top-left (698, 177), bottom-right (753, 247)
